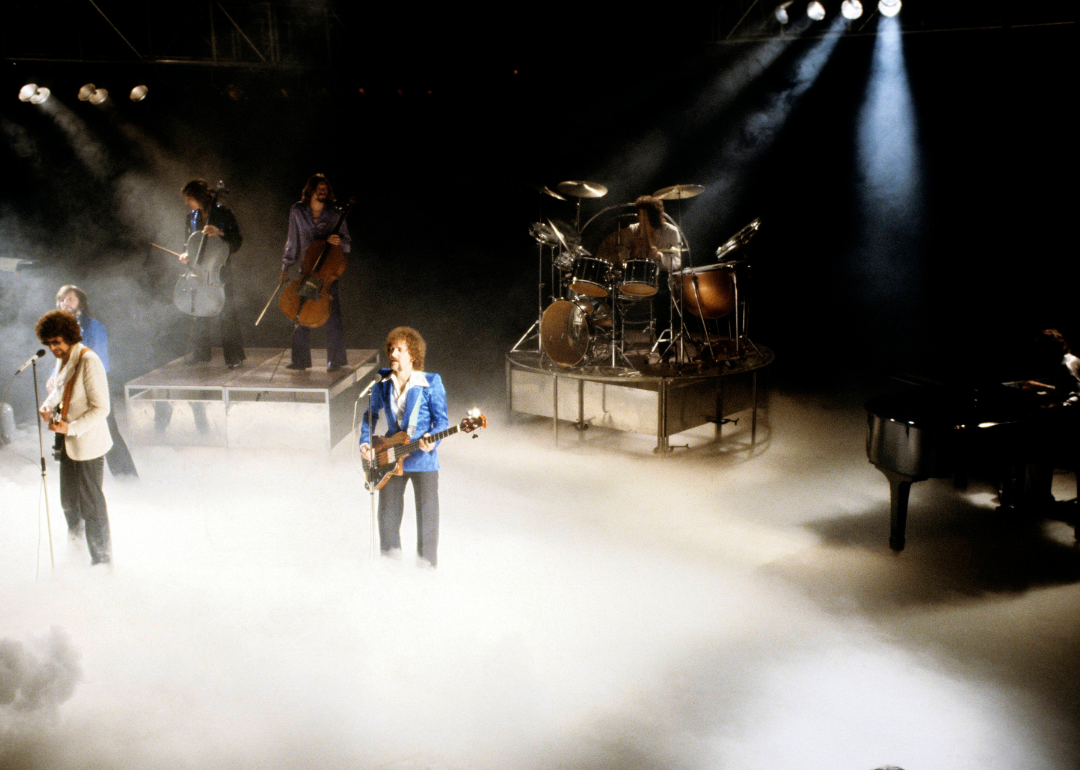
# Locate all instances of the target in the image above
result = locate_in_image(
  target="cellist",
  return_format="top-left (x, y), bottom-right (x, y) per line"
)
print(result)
top-left (179, 179), bottom-right (245, 368)
top-left (279, 174), bottom-right (352, 371)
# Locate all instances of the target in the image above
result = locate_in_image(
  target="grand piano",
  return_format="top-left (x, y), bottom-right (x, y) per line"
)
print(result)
top-left (866, 381), bottom-right (1077, 551)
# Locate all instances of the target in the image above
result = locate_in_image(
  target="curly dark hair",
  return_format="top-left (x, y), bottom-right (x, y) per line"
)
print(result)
top-left (634, 195), bottom-right (665, 229)
top-left (386, 326), bottom-right (426, 371)
top-left (181, 179), bottom-right (215, 209)
top-left (36, 310), bottom-right (83, 345)
top-left (56, 284), bottom-right (89, 316)
top-left (301, 173), bottom-right (336, 205)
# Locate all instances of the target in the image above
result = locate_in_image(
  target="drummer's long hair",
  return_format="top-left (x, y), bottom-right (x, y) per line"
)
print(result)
top-left (301, 174), bottom-right (336, 205)
top-left (634, 195), bottom-right (665, 229)
top-left (386, 327), bottom-right (426, 371)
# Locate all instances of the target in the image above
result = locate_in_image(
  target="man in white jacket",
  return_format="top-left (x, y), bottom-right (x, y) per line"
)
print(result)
top-left (36, 310), bottom-right (114, 565)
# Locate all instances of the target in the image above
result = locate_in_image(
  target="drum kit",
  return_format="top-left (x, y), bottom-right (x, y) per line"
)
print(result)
top-left (514, 180), bottom-right (761, 370)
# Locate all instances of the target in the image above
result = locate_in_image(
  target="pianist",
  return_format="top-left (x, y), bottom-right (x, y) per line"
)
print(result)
top-left (1023, 329), bottom-right (1080, 406)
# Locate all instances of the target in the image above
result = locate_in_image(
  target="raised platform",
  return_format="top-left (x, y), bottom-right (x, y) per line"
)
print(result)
top-left (506, 347), bottom-right (774, 452)
top-left (124, 348), bottom-right (379, 450)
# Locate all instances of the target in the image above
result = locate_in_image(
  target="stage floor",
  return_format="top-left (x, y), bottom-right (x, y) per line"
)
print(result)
top-left (124, 348), bottom-right (379, 450)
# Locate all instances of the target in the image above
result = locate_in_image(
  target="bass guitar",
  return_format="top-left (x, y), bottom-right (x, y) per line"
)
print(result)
top-left (363, 410), bottom-right (486, 491)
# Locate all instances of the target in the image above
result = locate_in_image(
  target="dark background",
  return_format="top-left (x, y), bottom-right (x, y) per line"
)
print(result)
top-left (1, 3), bottom-right (1075, 417)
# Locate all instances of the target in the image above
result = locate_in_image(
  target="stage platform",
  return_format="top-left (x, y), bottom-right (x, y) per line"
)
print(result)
top-left (506, 347), bottom-right (774, 452)
top-left (124, 348), bottom-right (380, 450)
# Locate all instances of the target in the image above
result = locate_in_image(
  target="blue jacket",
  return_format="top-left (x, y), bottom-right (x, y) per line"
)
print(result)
top-left (360, 369), bottom-right (449, 472)
top-left (79, 315), bottom-right (109, 372)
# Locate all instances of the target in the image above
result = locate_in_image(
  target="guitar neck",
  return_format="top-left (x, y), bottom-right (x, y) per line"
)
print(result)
top-left (398, 424), bottom-right (459, 456)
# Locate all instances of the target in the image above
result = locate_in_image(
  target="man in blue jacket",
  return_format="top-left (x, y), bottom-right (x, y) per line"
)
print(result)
top-left (360, 327), bottom-right (449, 567)
top-left (52, 285), bottom-right (138, 478)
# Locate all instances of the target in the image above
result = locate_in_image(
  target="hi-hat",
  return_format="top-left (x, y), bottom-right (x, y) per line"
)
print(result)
top-left (653, 184), bottom-right (704, 200)
top-left (557, 180), bottom-right (608, 199)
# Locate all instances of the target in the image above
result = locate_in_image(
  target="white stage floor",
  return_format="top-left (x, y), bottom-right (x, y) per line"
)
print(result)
top-left (1, 391), bottom-right (1077, 769)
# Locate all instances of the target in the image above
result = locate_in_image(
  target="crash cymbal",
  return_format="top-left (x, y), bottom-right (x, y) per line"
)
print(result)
top-left (653, 184), bottom-right (705, 200)
top-left (545, 218), bottom-right (581, 248)
top-left (539, 185), bottom-right (566, 201)
top-left (715, 217), bottom-right (761, 259)
top-left (557, 180), bottom-right (608, 199)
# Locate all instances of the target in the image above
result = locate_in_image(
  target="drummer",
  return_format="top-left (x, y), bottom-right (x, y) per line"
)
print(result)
top-left (626, 195), bottom-right (684, 273)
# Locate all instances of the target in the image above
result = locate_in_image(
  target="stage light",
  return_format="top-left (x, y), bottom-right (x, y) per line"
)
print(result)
top-left (29, 87), bottom-right (51, 105)
top-left (78, 83), bottom-right (96, 101)
top-left (88, 88), bottom-right (109, 105)
top-left (807, 1), bottom-right (826, 21)
top-left (774, 2), bottom-right (792, 24)
top-left (129, 85), bottom-right (148, 102)
top-left (841, 0), bottom-right (863, 19)
top-left (879, 0), bottom-right (901, 17)
top-left (18, 84), bottom-right (38, 102)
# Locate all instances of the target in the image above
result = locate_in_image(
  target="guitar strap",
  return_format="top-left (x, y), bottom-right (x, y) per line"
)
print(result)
top-left (404, 376), bottom-right (426, 438)
top-left (59, 348), bottom-right (87, 422)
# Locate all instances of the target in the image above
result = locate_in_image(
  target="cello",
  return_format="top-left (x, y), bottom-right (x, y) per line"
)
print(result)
top-left (279, 197), bottom-right (355, 328)
top-left (173, 183), bottom-right (230, 317)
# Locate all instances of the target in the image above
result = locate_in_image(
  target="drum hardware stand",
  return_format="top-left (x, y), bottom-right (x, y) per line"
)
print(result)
top-left (507, 235), bottom-right (552, 352)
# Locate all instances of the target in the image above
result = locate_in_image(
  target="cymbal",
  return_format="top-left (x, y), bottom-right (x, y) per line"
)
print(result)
top-left (715, 217), bottom-right (761, 259)
top-left (557, 180), bottom-right (608, 199)
top-left (653, 184), bottom-right (704, 200)
top-left (546, 218), bottom-right (584, 251)
top-left (539, 185), bottom-right (566, 201)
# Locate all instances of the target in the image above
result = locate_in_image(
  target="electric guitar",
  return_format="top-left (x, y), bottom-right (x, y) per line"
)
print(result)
top-left (363, 410), bottom-right (486, 491)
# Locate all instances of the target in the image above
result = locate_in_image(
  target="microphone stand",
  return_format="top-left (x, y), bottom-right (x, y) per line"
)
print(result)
top-left (357, 370), bottom-right (387, 561)
top-left (30, 358), bottom-right (56, 572)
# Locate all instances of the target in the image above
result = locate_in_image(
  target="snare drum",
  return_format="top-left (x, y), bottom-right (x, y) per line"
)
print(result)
top-left (619, 259), bottom-right (659, 297)
top-left (568, 256), bottom-right (612, 298)
top-left (678, 262), bottom-right (736, 319)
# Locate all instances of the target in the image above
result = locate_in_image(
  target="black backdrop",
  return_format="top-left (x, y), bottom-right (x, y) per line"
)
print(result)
top-left (1, 20), bottom-right (1074, 416)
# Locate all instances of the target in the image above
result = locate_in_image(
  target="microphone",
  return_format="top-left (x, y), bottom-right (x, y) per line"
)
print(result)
top-left (357, 370), bottom-right (392, 400)
top-left (15, 349), bottom-right (46, 374)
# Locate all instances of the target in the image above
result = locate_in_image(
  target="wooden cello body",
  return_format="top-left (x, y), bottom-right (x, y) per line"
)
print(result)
top-left (174, 229), bottom-right (228, 317)
top-left (280, 198), bottom-right (355, 328)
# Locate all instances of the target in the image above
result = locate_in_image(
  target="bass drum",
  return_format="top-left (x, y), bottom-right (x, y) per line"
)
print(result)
top-left (541, 300), bottom-right (596, 366)
top-left (678, 262), bottom-right (736, 320)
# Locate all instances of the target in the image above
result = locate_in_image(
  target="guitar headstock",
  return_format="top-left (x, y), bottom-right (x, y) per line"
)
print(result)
top-left (460, 408), bottom-right (487, 434)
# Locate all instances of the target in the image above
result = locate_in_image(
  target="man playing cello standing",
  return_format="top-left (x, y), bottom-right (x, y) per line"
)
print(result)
top-left (280, 174), bottom-right (352, 371)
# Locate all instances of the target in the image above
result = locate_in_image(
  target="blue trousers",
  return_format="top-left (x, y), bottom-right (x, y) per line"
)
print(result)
top-left (290, 282), bottom-right (347, 368)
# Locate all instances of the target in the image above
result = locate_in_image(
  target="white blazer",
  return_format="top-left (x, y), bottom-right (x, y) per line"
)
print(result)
top-left (41, 343), bottom-right (113, 461)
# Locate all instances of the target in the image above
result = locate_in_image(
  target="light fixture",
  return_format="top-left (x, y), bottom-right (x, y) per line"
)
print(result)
top-left (807, 1), bottom-right (826, 21)
top-left (129, 85), bottom-right (148, 102)
top-left (18, 84), bottom-right (39, 102)
top-left (78, 83), bottom-right (96, 101)
top-left (29, 87), bottom-right (51, 105)
top-left (88, 88), bottom-right (109, 105)
top-left (841, 0), bottom-right (863, 19)
top-left (774, 2), bottom-right (793, 23)
top-left (879, 0), bottom-right (901, 17)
